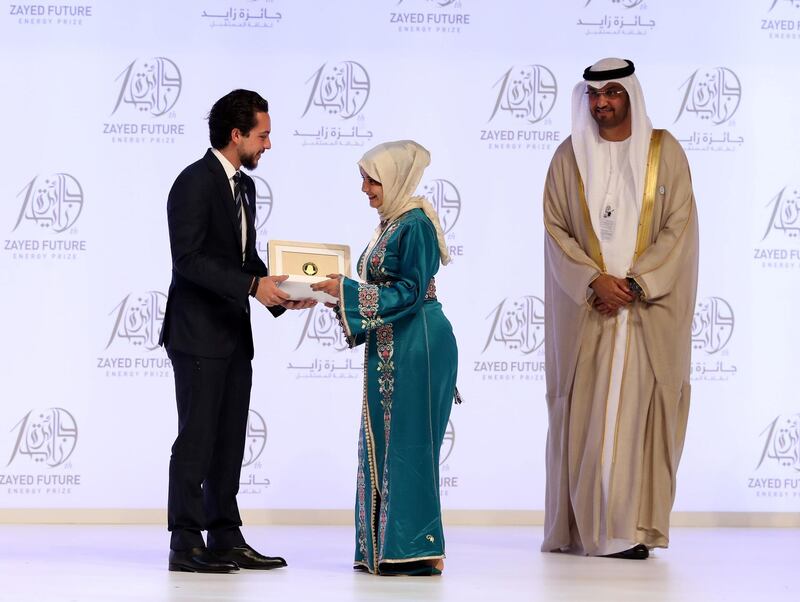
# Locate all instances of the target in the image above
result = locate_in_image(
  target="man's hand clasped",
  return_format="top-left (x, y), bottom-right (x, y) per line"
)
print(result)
top-left (590, 274), bottom-right (635, 317)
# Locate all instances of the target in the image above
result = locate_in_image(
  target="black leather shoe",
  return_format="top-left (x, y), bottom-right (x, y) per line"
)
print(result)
top-left (213, 544), bottom-right (287, 570)
top-left (604, 544), bottom-right (650, 560)
top-left (169, 547), bottom-right (239, 573)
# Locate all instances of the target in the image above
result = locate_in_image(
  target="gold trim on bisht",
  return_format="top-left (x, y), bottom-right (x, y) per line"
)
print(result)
top-left (577, 170), bottom-right (606, 272)
top-left (634, 129), bottom-right (664, 260)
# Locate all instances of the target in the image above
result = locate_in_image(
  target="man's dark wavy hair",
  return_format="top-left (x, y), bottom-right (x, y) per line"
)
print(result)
top-left (208, 89), bottom-right (269, 149)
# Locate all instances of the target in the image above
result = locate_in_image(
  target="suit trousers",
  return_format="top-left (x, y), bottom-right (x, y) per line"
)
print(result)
top-left (166, 319), bottom-right (252, 551)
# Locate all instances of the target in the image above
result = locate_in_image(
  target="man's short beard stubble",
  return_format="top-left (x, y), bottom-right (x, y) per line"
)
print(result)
top-left (239, 150), bottom-right (261, 171)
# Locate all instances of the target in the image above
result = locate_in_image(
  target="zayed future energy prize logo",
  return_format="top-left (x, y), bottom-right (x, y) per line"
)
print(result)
top-left (199, 2), bottom-right (284, 29)
top-left (103, 57), bottom-right (186, 144)
top-left (13, 174), bottom-right (83, 233)
top-left (97, 291), bottom-right (171, 378)
top-left (5, 173), bottom-right (87, 262)
top-left (294, 305), bottom-right (350, 352)
top-left (763, 186), bottom-right (800, 240)
top-left (754, 183), bottom-right (800, 271)
top-left (758, 414), bottom-right (800, 472)
top-left (390, 0), bottom-right (471, 34)
top-left (3, 407), bottom-right (82, 497)
top-left (302, 61), bottom-right (370, 120)
top-left (474, 296), bottom-right (546, 382)
top-left (577, 0), bottom-right (656, 36)
top-left (8, 3), bottom-right (93, 27)
top-left (481, 65), bottom-right (561, 152)
top-left (420, 178), bottom-right (465, 259)
top-left (239, 409), bottom-right (272, 494)
top-left (7, 408), bottom-right (78, 468)
top-left (287, 305), bottom-right (362, 380)
top-left (112, 58), bottom-right (182, 117)
top-left (690, 296), bottom-right (737, 381)
top-left (294, 61), bottom-right (374, 148)
top-left (761, 1), bottom-right (800, 41)
top-left (673, 67), bottom-right (744, 152)
top-left (105, 291), bottom-right (166, 351)
top-left (748, 413), bottom-right (800, 499)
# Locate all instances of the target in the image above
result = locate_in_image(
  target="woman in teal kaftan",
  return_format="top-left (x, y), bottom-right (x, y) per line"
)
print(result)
top-left (312, 140), bottom-right (459, 576)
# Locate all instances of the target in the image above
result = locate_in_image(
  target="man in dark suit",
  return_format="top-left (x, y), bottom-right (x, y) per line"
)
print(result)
top-left (160, 89), bottom-right (313, 573)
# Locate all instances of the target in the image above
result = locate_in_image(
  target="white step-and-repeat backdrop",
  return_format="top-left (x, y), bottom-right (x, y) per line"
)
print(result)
top-left (1, 0), bottom-right (798, 514)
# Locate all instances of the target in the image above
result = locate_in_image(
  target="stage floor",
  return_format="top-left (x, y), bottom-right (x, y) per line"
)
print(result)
top-left (0, 525), bottom-right (796, 601)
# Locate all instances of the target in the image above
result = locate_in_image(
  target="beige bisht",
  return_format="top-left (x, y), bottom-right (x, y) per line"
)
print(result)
top-left (541, 130), bottom-right (699, 554)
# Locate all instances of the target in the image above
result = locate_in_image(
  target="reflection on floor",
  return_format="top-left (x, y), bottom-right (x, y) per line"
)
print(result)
top-left (0, 525), bottom-right (797, 601)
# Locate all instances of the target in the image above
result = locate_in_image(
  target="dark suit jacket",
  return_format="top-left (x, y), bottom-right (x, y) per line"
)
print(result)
top-left (160, 149), bottom-right (284, 358)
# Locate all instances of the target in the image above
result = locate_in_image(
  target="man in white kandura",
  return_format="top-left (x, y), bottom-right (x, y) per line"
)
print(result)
top-left (541, 58), bottom-right (699, 559)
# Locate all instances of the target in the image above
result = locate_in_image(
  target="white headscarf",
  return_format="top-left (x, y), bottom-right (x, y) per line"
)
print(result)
top-left (571, 58), bottom-right (653, 221)
top-left (358, 140), bottom-right (451, 265)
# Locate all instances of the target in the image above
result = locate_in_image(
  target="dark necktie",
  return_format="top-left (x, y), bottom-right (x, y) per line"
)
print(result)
top-left (232, 171), bottom-right (244, 251)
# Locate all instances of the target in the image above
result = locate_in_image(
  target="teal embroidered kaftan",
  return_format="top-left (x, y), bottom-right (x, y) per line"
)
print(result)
top-left (336, 208), bottom-right (458, 574)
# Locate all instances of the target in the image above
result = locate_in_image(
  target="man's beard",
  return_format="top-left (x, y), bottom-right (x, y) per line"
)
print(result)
top-left (240, 150), bottom-right (261, 170)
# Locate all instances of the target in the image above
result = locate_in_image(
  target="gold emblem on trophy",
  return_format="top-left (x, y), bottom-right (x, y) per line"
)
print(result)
top-left (267, 240), bottom-right (351, 303)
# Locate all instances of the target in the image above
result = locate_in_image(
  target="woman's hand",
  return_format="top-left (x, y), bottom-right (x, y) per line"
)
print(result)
top-left (310, 273), bottom-right (342, 299)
